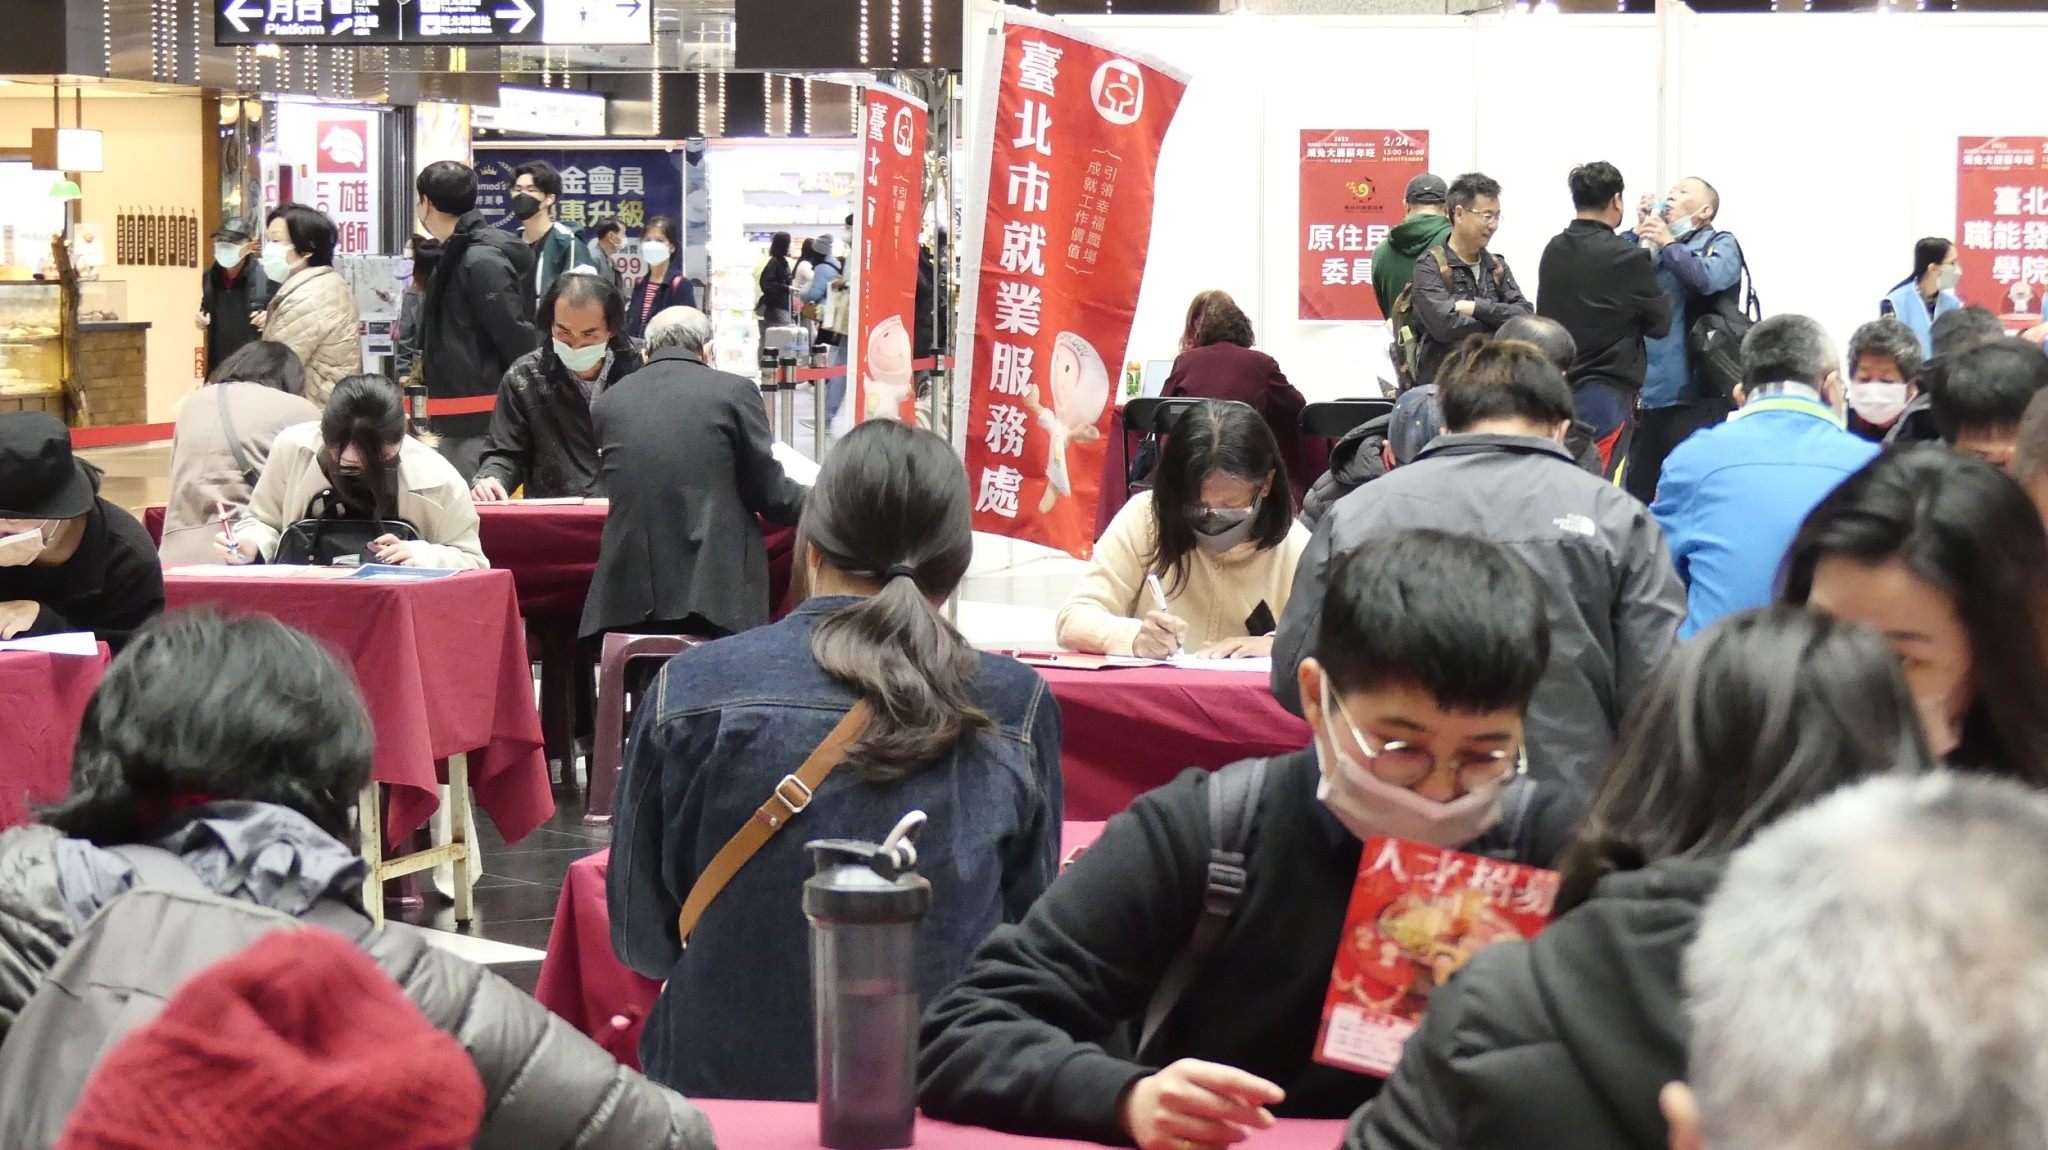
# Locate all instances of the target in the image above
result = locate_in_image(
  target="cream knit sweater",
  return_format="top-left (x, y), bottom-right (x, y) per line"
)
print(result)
top-left (1055, 491), bottom-right (1310, 656)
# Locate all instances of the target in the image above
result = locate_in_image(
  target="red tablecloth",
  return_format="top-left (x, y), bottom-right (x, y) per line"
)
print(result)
top-left (149, 503), bottom-right (796, 622)
top-left (691, 1098), bottom-right (1347, 1150)
top-left (538, 822), bottom-right (1117, 1072)
top-left (163, 570), bottom-right (553, 844)
top-left (1040, 666), bottom-right (1310, 821)
top-left (0, 648), bottom-right (110, 829)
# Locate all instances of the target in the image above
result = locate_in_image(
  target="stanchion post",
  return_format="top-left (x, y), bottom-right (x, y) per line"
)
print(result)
top-left (758, 346), bottom-right (783, 444)
top-left (778, 349), bottom-right (798, 444)
top-left (812, 348), bottom-right (830, 461)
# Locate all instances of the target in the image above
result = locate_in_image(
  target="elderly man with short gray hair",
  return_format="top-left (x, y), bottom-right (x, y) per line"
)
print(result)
top-left (1666, 771), bottom-right (2048, 1150)
top-left (644, 305), bottom-right (715, 358)
top-left (1649, 313), bottom-right (1878, 639)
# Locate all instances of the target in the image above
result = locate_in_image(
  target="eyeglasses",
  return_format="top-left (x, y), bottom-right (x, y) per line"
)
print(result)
top-left (1323, 683), bottom-right (1527, 793)
top-left (1184, 504), bottom-right (1256, 532)
top-left (1461, 209), bottom-right (1503, 224)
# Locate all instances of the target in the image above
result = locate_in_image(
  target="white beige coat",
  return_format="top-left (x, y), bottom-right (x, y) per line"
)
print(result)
top-left (263, 266), bottom-right (361, 406)
top-left (234, 422), bottom-right (489, 570)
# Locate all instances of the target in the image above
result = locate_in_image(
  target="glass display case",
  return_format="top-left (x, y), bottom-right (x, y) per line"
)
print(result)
top-left (0, 281), bottom-right (64, 399)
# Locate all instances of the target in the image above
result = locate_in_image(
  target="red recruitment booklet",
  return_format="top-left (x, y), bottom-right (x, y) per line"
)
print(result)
top-left (1314, 836), bottom-right (1559, 1077)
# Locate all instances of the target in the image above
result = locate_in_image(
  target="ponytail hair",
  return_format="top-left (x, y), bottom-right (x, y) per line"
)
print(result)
top-left (802, 419), bottom-right (989, 782)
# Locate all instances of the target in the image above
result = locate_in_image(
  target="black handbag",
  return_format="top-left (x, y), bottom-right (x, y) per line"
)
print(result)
top-left (273, 491), bottom-right (420, 567)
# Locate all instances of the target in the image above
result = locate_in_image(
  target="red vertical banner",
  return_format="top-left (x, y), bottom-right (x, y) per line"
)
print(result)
top-left (1956, 137), bottom-right (2048, 330)
top-left (1298, 130), bottom-right (1429, 322)
top-left (852, 85), bottom-right (929, 425)
top-left (959, 11), bottom-right (1189, 559)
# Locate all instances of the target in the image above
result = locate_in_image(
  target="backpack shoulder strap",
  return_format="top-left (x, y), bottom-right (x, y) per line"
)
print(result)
top-left (213, 387), bottom-right (260, 489)
top-left (1429, 246), bottom-right (1453, 278)
top-left (1136, 757), bottom-right (1269, 1061)
top-left (1486, 252), bottom-right (1508, 288)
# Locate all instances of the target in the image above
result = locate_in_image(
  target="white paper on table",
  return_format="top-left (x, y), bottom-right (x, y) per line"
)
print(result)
top-left (0, 631), bottom-right (100, 656)
top-left (1166, 654), bottom-right (1274, 673)
top-left (164, 565), bottom-right (353, 579)
top-left (773, 441), bottom-right (822, 487)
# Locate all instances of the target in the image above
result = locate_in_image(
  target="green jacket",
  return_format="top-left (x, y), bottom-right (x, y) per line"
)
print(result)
top-left (530, 221), bottom-right (596, 313)
top-left (1369, 212), bottom-right (1455, 317)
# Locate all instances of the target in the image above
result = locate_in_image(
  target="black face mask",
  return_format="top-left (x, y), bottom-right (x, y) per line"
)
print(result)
top-left (317, 447), bottom-right (398, 521)
top-left (510, 193), bottom-right (543, 221)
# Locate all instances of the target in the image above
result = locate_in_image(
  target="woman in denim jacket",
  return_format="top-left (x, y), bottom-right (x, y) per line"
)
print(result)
top-left (609, 419), bottom-right (1065, 1100)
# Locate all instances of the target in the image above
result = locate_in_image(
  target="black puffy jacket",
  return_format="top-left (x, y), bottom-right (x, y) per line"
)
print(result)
top-left (0, 824), bottom-right (714, 1150)
top-left (421, 212), bottom-right (540, 399)
top-left (1300, 414), bottom-right (1392, 531)
top-left (1344, 857), bottom-right (1722, 1150)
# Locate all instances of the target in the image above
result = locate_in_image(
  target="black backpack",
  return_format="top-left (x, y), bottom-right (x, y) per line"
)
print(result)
top-left (1684, 234), bottom-right (1760, 405)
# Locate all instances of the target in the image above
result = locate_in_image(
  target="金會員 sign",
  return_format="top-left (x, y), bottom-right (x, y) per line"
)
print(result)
top-left (851, 84), bottom-right (928, 426)
top-left (474, 148), bottom-right (684, 282)
top-left (959, 11), bottom-right (1188, 560)
top-left (1955, 137), bottom-right (2048, 329)
top-left (1299, 129), bottom-right (1429, 322)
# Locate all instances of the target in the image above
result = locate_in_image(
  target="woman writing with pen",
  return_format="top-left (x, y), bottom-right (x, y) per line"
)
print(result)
top-left (1056, 401), bottom-right (1309, 659)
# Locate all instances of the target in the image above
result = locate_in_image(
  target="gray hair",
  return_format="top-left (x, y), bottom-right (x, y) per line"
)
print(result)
top-left (645, 306), bottom-right (713, 356)
top-left (1740, 313), bottom-right (1838, 391)
top-left (1685, 773), bottom-right (2048, 1150)
top-left (1847, 317), bottom-right (1925, 383)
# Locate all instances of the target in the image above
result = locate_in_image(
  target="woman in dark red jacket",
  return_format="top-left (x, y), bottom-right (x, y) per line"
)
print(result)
top-left (1164, 291), bottom-right (1311, 500)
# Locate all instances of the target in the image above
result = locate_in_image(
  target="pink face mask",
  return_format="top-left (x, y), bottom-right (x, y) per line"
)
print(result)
top-left (1312, 680), bottom-right (1511, 849)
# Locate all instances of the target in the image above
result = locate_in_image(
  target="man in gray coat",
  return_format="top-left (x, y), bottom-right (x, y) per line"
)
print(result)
top-left (1273, 335), bottom-right (1684, 796)
top-left (582, 307), bottom-right (807, 640)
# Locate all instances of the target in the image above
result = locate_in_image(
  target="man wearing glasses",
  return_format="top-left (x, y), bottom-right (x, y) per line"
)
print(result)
top-left (920, 530), bottom-right (1580, 1150)
top-left (1405, 172), bottom-right (1532, 387)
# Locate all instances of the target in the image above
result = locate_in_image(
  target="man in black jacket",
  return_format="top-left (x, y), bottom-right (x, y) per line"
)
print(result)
top-left (416, 160), bottom-right (540, 479)
top-left (581, 307), bottom-right (806, 641)
top-left (1407, 172), bottom-right (1532, 387)
top-left (472, 272), bottom-right (642, 501)
top-left (197, 218), bottom-right (271, 375)
top-left (0, 413), bottom-right (162, 651)
top-left (1537, 162), bottom-right (1671, 479)
top-left (918, 531), bottom-right (1581, 1147)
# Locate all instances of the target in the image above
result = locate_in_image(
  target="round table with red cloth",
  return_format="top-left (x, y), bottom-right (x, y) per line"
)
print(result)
top-left (1038, 665), bottom-right (1311, 820)
top-left (163, 570), bottom-right (554, 845)
top-left (690, 1098), bottom-right (1347, 1150)
top-left (0, 647), bottom-right (111, 829)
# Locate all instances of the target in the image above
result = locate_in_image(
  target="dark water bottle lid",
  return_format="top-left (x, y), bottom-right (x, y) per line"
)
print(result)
top-left (803, 813), bottom-right (934, 922)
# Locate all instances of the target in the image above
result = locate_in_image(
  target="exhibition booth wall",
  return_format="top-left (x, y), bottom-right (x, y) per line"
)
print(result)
top-left (961, 3), bottom-right (2048, 403)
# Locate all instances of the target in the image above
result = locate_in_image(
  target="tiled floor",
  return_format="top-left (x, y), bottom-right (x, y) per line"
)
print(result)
top-left (77, 438), bottom-right (1088, 995)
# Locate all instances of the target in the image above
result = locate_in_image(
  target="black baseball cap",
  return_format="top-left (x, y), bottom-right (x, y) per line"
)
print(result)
top-left (0, 412), bottom-right (93, 520)
top-left (1405, 174), bottom-right (1448, 206)
top-left (212, 218), bottom-right (254, 243)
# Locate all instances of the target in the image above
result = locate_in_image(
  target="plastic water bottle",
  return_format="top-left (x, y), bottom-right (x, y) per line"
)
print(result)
top-left (806, 812), bottom-right (933, 1150)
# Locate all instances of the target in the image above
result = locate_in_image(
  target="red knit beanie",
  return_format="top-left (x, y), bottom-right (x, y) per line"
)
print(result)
top-left (54, 927), bottom-right (485, 1150)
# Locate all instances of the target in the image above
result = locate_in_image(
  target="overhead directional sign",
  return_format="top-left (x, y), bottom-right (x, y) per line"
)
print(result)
top-left (214, 0), bottom-right (649, 45)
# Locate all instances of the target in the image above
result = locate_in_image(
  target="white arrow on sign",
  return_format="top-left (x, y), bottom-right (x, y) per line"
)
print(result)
top-left (494, 0), bottom-right (535, 33)
top-left (223, 0), bottom-right (261, 33)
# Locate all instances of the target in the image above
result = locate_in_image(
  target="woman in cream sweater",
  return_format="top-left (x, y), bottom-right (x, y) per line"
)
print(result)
top-left (1057, 401), bottom-right (1308, 659)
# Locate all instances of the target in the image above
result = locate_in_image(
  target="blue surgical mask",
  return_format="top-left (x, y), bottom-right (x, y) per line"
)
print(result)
top-left (1667, 208), bottom-right (1701, 242)
top-left (553, 339), bottom-right (608, 375)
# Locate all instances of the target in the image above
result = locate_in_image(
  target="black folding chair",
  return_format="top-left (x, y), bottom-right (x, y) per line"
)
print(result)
top-left (1300, 398), bottom-right (1396, 440)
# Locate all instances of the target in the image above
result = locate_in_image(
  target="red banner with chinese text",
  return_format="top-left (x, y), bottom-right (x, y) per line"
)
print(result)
top-left (1298, 130), bottom-right (1429, 323)
top-left (959, 11), bottom-right (1188, 559)
top-left (852, 85), bottom-right (929, 425)
top-left (1956, 137), bottom-right (2048, 330)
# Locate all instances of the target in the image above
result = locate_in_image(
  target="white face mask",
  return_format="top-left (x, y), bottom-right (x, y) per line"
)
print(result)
top-left (214, 243), bottom-right (245, 269)
top-left (0, 524), bottom-right (49, 567)
top-left (261, 241), bottom-right (295, 282)
top-left (641, 239), bottom-right (673, 269)
top-left (1312, 681), bottom-right (1510, 849)
top-left (1938, 263), bottom-right (1962, 292)
top-left (1848, 381), bottom-right (1911, 427)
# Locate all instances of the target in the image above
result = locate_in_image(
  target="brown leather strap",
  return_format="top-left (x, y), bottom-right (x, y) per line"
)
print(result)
top-left (674, 701), bottom-right (875, 948)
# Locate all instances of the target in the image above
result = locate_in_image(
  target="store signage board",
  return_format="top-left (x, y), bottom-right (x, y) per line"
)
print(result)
top-left (215, 0), bottom-right (648, 45)
top-left (472, 87), bottom-right (607, 137)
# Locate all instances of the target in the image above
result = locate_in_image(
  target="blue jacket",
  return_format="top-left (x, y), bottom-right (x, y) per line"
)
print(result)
top-left (1879, 281), bottom-right (1963, 358)
top-left (608, 597), bottom-right (1063, 1100)
top-left (1627, 227), bottom-right (1746, 409)
top-left (1651, 392), bottom-right (1878, 639)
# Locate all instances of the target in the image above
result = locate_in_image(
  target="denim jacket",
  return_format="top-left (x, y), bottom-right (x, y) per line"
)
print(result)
top-left (609, 596), bottom-right (1063, 1101)
top-left (1627, 227), bottom-right (1745, 409)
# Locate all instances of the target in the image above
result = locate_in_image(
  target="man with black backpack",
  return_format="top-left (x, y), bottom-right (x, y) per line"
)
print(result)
top-left (1399, 172), bottom-right (1532, 388)
top-left (1621, 176), bottom-right (1748, 503)
top-left (919, 531), bottom-right (1579, 1147)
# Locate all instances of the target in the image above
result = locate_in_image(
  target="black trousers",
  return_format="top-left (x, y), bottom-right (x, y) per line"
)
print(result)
top-left (1623, 400), bottom-right (1728, 504)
